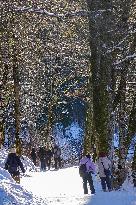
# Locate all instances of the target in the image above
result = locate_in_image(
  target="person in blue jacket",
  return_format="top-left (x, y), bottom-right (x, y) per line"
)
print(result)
top-left (5, 147), bottom-right (25, 183)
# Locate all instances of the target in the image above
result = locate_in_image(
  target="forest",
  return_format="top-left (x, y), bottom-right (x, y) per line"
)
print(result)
top-left (0, 0), bottom-right (136, 189)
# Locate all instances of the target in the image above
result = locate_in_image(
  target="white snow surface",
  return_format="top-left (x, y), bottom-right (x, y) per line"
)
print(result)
top-left (0, 148), bottom-right (136, 205)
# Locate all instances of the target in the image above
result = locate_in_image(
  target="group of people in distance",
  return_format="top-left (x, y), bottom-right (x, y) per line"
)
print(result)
top-left (4, 145), bottom-right (128, 195)
top-left (79, 152), bottom-right (112, 194)
top-left (30, 144), bottom-right (61, 171)
top-left (4, 144), bottom-right (62, 184)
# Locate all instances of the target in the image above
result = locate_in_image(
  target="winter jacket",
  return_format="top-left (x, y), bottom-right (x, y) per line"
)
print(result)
top-left (46, 150), bottom-right (53, 158)
top-left (5, 153), bottom-right (25, 175)
top-left (79, 156), bottom-right (95, 173)
top-left (38, 147), bottom-right (46, 160)
top-left (97, 156), bottom-right (111, 178)
top-left (31, 149), bottom-right (37, 160)
top-left (53, 147), bottom-right (61, 158)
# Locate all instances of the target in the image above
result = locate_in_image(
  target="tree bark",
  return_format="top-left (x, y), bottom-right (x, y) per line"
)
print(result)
top-left (86, 0), bottom-right (114, 156)
top-left (12, 45), bottom-right (21, 155)
top-left (83, 66), bottom-right (94, 156)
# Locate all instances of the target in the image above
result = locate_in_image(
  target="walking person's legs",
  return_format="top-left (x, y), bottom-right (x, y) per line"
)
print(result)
top-left (43, 159), bottom-right (46, 170)
top-left (134, 178), bottom-right (136, 187)
top-left (58, 157), bottom-right (61, 168)
top-left (87, 173), bottom-right (95, 194)
top-left (105, 176), bottom-right (112, 191)
top-left (46, 157), bottom-right (51, 170)
top-left (83, 175), bottom-right (88, 194)
top-left (54, 158), bottom-right (57, 169)
top-left (40, 160), bottom-right (43, 170)
top-left (12, 174), bottom-right (20, 183)
top-left (46, 158), bottom-right (49, 169)
top-left (41, 159), bottom-right (46, 171)
top-left (100, 177), bottom-right (107, 191)
top-left (48, 158), bottom-right (51, 170)
top-left (33, 158), bottom-right (36, 166)
top-left (41, 160), bottom-right (43, 170)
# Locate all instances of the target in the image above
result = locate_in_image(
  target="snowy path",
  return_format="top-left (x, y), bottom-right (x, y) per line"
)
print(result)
top-left (21, 166), bottom-right (136, 205)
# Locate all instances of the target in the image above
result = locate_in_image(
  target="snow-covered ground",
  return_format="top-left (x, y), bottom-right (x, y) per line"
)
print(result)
top-left (0, 148), bottom-right (136, 205)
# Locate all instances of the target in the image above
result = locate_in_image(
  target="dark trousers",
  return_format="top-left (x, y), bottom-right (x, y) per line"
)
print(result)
top-left (40, 159), bottom-right (46, 171)
top-left (12, 174), bottom-right (20, 183)
top-left (100, 176), bottom-right (112, 191)
top-left (54, 157), bottom-right (61, 169)
top-left (82, 172), bottom-right (95, 194)
top-left (46, 157), bottom-right (51, 170)
top-left (133, 179), bottom-right (136, 187)
top-left (10, 171), bottom-right (20, 184)
top-left (32, 158), bottom-right (36, 166)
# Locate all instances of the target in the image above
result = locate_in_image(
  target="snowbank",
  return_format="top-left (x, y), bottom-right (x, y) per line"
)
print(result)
top-left (0, 148), bottom-right (44, 205)
top-left (0, 167), bottom-right (46, 205)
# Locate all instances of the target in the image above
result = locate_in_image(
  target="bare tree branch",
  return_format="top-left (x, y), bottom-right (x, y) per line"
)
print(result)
top-left (5, 5), bottom-right (112, 18)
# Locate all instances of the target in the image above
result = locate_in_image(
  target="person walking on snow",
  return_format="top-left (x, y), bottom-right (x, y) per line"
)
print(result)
top-left (4, 147), bottom-right (25, 183)
top-left (79, 154), bottom-right (95, 195)
top-left (30, 147), bottom-right (37, 166)
top-left (38, 147), bottom-right (46, 171)
top-left (45, 147), bottom-right (53, 170)
top-left (97, 152), bottom-right (112, 192)
top-left (53, 145), bottom-right (61, 169)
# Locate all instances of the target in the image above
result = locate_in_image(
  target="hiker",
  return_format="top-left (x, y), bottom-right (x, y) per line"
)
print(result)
top-left (53, 145), bottom-right (61, 169)
top-left (45, 147), bottom-right (53, 170)
top-left (38, 146), bottom-right (46, 171)
top-left (4, 147), bottom-right (25, 183)
top-left (97, 152), bottom-right (112, 192)
top-left (30, 147), bottom-right (37, 166)
top-left (79, 154), bottom-right (95, 195)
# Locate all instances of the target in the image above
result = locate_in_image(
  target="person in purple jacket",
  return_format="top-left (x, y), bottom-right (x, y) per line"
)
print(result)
top-left (79, 154), bottom-right (96, 194)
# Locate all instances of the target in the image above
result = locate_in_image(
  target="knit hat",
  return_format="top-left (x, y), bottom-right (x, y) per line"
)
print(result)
top-left (99, 152), bottom-right (107, 157)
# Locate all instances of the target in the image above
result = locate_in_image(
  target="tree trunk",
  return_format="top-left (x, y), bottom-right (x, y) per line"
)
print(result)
top-left (12, 46), bottom-right (21, 155)
top-left (112, 0), bottom-right (135, 189)
top-left (86, 0), bottom-right (114, 156)
top-left (117, 26), bottom-right (135, 179)
top-left (132, 144), bottom-right (136, 187)
top-left (1, 5), bottom-right (11, 147)
top-left (83, 66), bottom-right (94, 156)
top-left (10, 7), bottom-right (21, 155)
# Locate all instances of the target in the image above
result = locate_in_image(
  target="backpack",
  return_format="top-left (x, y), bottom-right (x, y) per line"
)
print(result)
top-left (79, 163), bottom-right (87, 177)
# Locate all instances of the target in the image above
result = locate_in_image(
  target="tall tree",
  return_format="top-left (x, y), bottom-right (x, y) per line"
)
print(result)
top-left (86, 0), bottom-right (114, 156)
